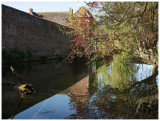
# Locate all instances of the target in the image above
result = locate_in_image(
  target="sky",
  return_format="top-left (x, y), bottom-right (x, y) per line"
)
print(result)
top-left (2, 1), bottom-right (87, 13)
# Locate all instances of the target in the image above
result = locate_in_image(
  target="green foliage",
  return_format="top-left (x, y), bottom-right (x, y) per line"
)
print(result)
top-left (111, 54), bottom-right (137, 91)
top-left (95, 53), bottom-right (138, 91)
top-left (96, 62), bottom-right (112, 87)
top-left (59, 2), bottom-right (158, 62)
top-left (2, 49), bottom-right (26, 62)
top-left (87, 2), bottom-right (158, 59)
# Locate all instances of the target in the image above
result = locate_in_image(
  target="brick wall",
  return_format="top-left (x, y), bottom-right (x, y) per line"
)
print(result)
top-left (2, 4), bottom-right (70, 56)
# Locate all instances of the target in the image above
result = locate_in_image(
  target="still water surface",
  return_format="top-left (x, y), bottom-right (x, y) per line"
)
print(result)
top-left (2, 60), bottom-right (158, 119)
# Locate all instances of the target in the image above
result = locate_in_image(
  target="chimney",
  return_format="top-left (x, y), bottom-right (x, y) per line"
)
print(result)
top-left (69, 8), bottom-right (73, 15)
top-left (29, 8), bottom-right (33, 15)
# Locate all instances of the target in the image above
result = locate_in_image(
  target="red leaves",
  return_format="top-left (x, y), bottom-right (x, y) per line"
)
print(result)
top-left (65, 18), bottom-right (70, 23)
top-left (111, 36), bottom-right (116, 40)
top-left (130, 44), bottom-right (133, 46)
top-left (65, 2), bottom-right (157, 62)
top-left (64, 12), bottom-right (98, 62)
top-left (86, 2), bottom-right (98, 8)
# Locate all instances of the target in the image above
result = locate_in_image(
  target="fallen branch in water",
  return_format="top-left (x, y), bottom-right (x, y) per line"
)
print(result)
top-left (10, 66), bottom-right (35, 94)
top-left (10, 66), bottom-right (23, 84)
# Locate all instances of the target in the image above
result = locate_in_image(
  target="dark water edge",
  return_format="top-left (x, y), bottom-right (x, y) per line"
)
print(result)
top-left (2, 61), bottom-right (89, 119)
top-left (2, 59), bottom-right (158, 119)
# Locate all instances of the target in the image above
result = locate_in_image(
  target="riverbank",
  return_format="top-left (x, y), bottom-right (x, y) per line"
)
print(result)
top-left (135, 47), bottom-right (158, 65)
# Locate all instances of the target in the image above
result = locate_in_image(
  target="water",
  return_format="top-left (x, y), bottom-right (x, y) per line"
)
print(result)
top-left (2, 60), bottom-right (158, 119)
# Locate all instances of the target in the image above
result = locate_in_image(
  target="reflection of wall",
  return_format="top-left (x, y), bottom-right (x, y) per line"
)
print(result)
top-left (59, 76), bottom-right (90, 104)
top-left (2, 62), bottom-right (88, 119)
top-left (69, 76), bottom-right (89, 96)
top-left (59, 76), bottom-right (89, 95)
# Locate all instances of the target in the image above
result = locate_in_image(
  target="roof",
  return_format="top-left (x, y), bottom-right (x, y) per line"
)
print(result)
top-left (37, 11), bottom-right (69, 26)
top-left (74, 6), bottom-right (93, 18)
top-left (33, 6), bottom-right (94, 26)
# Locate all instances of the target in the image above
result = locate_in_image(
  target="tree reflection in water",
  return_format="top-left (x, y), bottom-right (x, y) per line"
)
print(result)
top-left (67, 54), bottom-right (158, 119)
top-left (66, 96), bottom-right (90, 119)
top-left (90, 54), bottom-right (158, 119)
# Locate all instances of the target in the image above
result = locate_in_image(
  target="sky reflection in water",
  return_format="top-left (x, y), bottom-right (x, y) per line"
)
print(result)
top-left (11, 62), bottom-right (158, 119)
top-left (14, 95), bottom-right (76, 119)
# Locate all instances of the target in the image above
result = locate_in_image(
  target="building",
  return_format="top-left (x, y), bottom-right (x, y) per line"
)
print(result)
top-left (28, 6), bottom-right (94, 26)
top-left (28, 8), bottom-right (73, 26)
top-left (2, 4), bottom-right (94, 57)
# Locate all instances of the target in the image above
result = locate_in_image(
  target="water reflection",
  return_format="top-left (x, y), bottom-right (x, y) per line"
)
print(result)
top-left (2, 56), bottom-right (158, 119)
top-left (2, 62), bottom-right (88, 119)
top-left (13, 95), bottom-right (77, 119)
top-left (89, 55), bottom-right (158, 119)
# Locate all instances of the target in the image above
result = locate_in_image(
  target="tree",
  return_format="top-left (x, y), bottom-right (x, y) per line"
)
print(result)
top-left (60, 2), bottom-right (158, 62)
top-left (86, 2), bottom-right (158, 59)
top-left (60, 7), bottom-right (97, 63)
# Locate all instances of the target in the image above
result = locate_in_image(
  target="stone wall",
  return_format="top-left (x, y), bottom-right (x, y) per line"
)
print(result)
top-left (2, 4), bottom-right (70, 56)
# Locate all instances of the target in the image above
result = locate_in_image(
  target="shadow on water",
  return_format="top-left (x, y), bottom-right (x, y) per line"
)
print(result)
top-left (2, 61), bottom-right (89, 119)
top-left (2, 54), bottom-right (158, 119)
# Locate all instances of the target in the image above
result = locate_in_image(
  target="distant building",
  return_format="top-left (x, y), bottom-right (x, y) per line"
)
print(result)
top-left (28, 6), bottom-right (94, 26)
top-left (74, 6), bottom-right (94, 18)
top-left (2, 4), bottom-right (94, 56)
top-left (29, 8), bottom-right (70, 26)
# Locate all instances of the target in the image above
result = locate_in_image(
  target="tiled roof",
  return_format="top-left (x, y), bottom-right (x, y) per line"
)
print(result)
top-left (37, 12), bottom-right (69, 26)
top-left (33, 7), bottom-right (94, 26)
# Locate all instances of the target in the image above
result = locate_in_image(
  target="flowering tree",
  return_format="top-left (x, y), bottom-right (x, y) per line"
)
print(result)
top-left (60, 2), bottom-right (158, 62)
top-left (57, 7), bottom-right (97, 63)
top-left (86, 2), bottom-right (158, 57)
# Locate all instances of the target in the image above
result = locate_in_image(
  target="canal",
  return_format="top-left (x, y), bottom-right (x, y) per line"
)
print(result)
top-left (2, 57), bottom-right (158, 119)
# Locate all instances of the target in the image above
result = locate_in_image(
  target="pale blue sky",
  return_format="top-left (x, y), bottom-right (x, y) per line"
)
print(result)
top-left (2, 1), bottom-right (87, 13)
